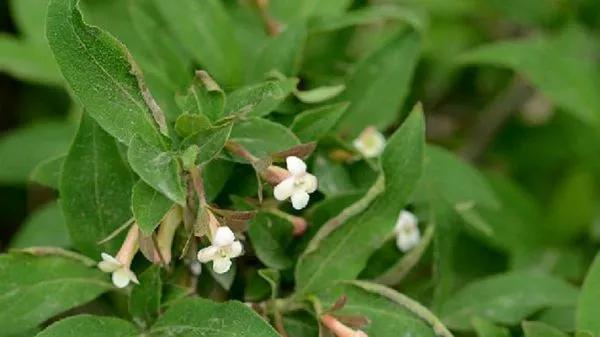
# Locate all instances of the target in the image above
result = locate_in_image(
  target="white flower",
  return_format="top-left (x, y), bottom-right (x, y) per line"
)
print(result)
top-left (353, 126), bottom-right (386, 158)
top-left (273, 156), bottom-right (318, 210)
top-left (197, 226), bottom-right (243, 274)
top-left (98, 253), bottom-right (139, 288)
top-left (394, 210), bottom-right (420, 252)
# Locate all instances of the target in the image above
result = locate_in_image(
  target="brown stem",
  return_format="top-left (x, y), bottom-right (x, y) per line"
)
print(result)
top-left (460, 76), bottom-right (534, 162)
top-left (254, 0), bottom-right (281, 36)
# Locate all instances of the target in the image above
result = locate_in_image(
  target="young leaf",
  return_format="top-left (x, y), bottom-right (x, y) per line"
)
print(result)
top-left (335, 30), bottom-right (420, 136)
top-left (179, 70), bottom-right (225, 121)
top-left (576, 253), bottom-right (600, 336)
top-left (127, 136), bottom-right (186, 205)
top-left (0, 253), bottom-right (112, 336)
top-left (0, 121), bottom-right (74, 184)
top-left (251, 23), bottom-right (307, 81)
top-left (10, 201), bottom-right (69, 249)
top-left (291, 102), bottom-right (349, 143)
top-left (317, 281), bottom-right (445, 337)
top-left (225, 78), bottom-right (298, 118)
top-left (295, 105), bottom-right (424, 295)
top-left (184, 123), bottom-right (233, 166)
top-left (47, 0), bottom-right (164, 147)
top-left (149, 298), bottom-right (279, 336)
top-left (37, 315), bottom-right (138, 337)
top-left (522, 321), bottom-right (568, 337)
top-left (129, 265), bottom-right (162, 328)
top-left (151, 0), bottom-right (242, 86)
top-left (229, 118), bottom-right (301, 161)
top-left (132, 181), bottom-right (174, 235)
top-left (248, 212), bottom-right (294, 270)
top-left (174, 113), bottom-right (212, 138)
top-left (440, 272), bottom-right (579, 330)
top-left (309, 5), bottom-right (426, 33)
top-left (61, 115), bottom-right (134, 257)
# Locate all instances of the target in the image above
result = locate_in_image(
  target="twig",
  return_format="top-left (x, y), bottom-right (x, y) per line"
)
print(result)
top-left (460, 76), bottom-right (534, 162)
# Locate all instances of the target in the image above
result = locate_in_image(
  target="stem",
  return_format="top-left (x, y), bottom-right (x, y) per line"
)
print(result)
top-left (460, 76), bottom-right (533, 162)
top-left (254, 0), bottom-right (281, 36)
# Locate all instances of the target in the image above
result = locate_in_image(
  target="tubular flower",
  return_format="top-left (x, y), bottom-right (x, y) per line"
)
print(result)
top-left (98, 225), bottom-right (140, 288)
top-left (273, 156), bottom-right (318, 210)
top-left (394, 210), bottom-right (421, 252)
top-left (197, 226), bottom-right (243, 274)
top-left (353, 126), bottom-right (386, 158)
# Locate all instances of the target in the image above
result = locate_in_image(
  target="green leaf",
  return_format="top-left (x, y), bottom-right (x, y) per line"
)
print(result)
top-left (184, 123), bottom-right (233, 166)
top-left (10, 0), bottom-right (49, 42)
top-left (291, 102), bottom-right (349, 142)
top-left (130, 265), bottom-right (162, 328)
top-left (335, 30), bottom-right (420, 136)
top-left (131, 181), bottom-right (174, 235)
top-left (176, 70), bottom-right (225, 122)
top-left (30, 155), bottom-right (65, 189)
top-left (203, 159), bottom-right (233, 202)
top-left (0, 253), bottom-right (112, 336)
top-left (0, 35), bottom-right (62, 85)
top-left (248, 212), bottom-right (294, 270)
top-left (472, 317), bottom-right (511, 337)
top-left (317, 281), bottom-right (445, 337)
top-left (208, 263), bottom-right (237, 291)
top-left (577, 253), bottom-right (600, 336)
top-left (225, 78), bottom-right (298, 118)
top-left (60, 115), bottom-right (134, 257)
top-left (440, 272), bottom-right (579, 330)
top-left (128, 136), bottom-right (186, 205)
top-left (459, 26), bottom-right (600, 128)
top-left (174, 113), bottom-right (212, 138)
top-left (295, 105), bottom-right (424, 295)
top-left (522, 321), bottom-right (569, 337)
top-left (47, 0), bottom-right (164, 147)
top-left (0, 121), bottom-right (75, 184)
top-left (10, 201), bottom-right (69, 249)
top-left (251, 23), bottom-right (307, 81)
top-left (229, 118), bottom-right (300, 161)
top-left (283, 312), bottom-right (319, 337)
top-left (149, 298), bottom-right (279, 336)
top-left (151, 0), bottom-right (241, 86)
top-left (37, 315), bottom-right (138, 337)
top-left (308, 5), bottom-right (426, 33)
top-left (294, 85), bottom-right (345, 104)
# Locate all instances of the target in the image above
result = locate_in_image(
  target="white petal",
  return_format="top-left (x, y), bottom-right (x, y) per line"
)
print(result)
top-left (212, 257), bottom-right (232, 274)
top-left (291, 191), bottom-right (310, 210)
top-left (303, 173), bottom-right (318, 193)
top-left (213, 226), bottom-right (235, 247)
top-left (98, 253), bottom-right (121, 272)
top-left (112, 268), bottom-right (132, 288)
top-left (197, 246), bottom-right (218, 263)
top-left (229, 241), bottom-right (243, 258)
top-left (395, 210), bottom-right (417, 232)
top-left (274, 177), bottom-right (296, 201)
top-left (396, 230), bottom-right (420, 252)
top-left (286, 156), bottom-right (306, 175)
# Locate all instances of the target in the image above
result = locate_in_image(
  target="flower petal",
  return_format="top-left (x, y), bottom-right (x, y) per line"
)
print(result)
top-left (212, 257), bottom-right (232, 274)
top-left (112, 268), bottom-right (132, 288)
top-left (291, 191), bottom-right (310, 210)
top-left (98, 260), bottom-right (120, 273)
top-left (197, 246), bottom-right (218, 263)
top-left (396, 230), bottom-right (420, 252)
top-left (286, 156), bottom-right (306, 175)
top-left (229, 241), bottom-right (243, 258)
top-left (303, 173), bottom-right (318, 193)
top-left (213, 226), bottom-right (235, 247)
top-left (274, 177), bottom-right (295, 201)
top-left (395, 210), bottom-right (417, 232)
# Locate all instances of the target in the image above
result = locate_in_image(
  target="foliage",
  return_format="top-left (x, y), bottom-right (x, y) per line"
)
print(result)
top-left (0, 0), bottom-right (599, 336)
